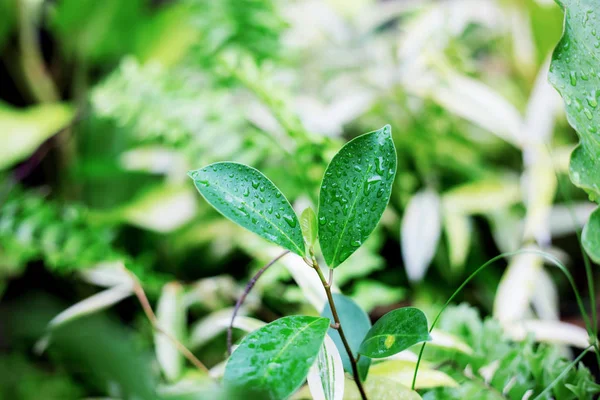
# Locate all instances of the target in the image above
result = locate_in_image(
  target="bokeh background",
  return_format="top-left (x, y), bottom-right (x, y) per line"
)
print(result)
top-left (1, 0), bottom-right (599, 399)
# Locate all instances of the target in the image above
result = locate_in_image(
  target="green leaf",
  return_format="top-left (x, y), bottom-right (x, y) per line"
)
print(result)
top-left (0, 102), bottom-right (74, 171)
top-left (188, 162), bottom-right (305, 256)
top-left (322, 293), bottom-right (372, 381)
top-left (301, 206), bottom-right (318, 247)
top-left (549, 1), bottom-right (600, 201)
top-left (318, 125), bottom-right (397, 268)
top-left (223, 315), bottom-right (330, 400)
top-left (583, 207), bottom-right (600, 263)
top-left (359, 307), bottom-right (430, 359)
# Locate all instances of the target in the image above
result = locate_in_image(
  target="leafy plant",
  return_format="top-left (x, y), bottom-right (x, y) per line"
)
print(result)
top-left (189, 125), bottom-right (430, 399)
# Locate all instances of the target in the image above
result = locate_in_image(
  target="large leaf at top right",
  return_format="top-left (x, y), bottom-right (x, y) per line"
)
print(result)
top-left (549, 1), bottom-right (600, 262)
top-left (318, 125), bottom-right (397, 268)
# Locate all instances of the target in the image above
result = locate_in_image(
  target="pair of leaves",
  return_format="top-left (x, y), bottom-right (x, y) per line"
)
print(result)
top-left (188, 125), bottom-right (396, 268)
top-left (548, 0), bottom-right (600, 262)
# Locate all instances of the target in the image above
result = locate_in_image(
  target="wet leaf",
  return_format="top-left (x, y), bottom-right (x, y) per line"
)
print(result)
top-left (318, 125), bottom-right (397, 268)
top-left (223, 315), bottom-right (329, 399)
top-left (188, 162), bottom-right (305, 256)
top-left (359, 307), bottom-right (430, 359)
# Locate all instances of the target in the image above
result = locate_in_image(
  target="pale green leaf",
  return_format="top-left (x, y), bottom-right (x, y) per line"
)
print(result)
top-left (369, 360), bottom-right (458, 389)
top-left (307, 334), bottom-right (345, 400)
top-left (155, 282), bottom-right (186, 382)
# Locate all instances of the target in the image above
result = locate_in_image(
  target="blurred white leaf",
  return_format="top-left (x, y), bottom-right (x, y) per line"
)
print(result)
top-left (504, 320), bottom-right (590, 348)
top-left (430, 71), bottom-right (523, 147)
top-left (547, 202), bottom-right (596, 237)
top-left (443, 211), bottom-right (472, 271)
top-left (48, 284), bottom-right (133, 329)
top-left (531, 267), bottom-right (559, 321)
top-left (120, 146), bottom-right (186, 177)
top-left (78, 260), bottom-right (131, 288)
top-left (189, 307), bottom-right (265, 349)
top-left (443, 178), bottom-right (521, 215)
top-left (429, 330), bottom-right (474, 355)
top-left (121, 185), bottom-right (198, 233)
top-left (369, 360), bottom-right (458, 389)
top-left (489, 210), bottom-right (523, 253)
top-left (508, 7), bottom-right (536, 78)
top-left (308, 334), bottom-right (345, 400)
top-left (494, 247), bottom-right (542, 323)
top-left (401, 189), bottom-right (442, 282)
top-left (155, 282), bottom-right (186, 382)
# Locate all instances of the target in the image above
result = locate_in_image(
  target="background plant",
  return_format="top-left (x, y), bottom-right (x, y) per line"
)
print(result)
top-left (1, 0), bottom-right (599, 399)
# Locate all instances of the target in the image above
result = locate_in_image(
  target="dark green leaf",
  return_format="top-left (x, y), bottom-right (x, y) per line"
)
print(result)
top-left (318, 125), bottom-right (397, 268)
top-left (359, 307), bottom-right (430, 359)
top-left (223, 315), bottom-right (330, 400)
top-left (321, 293), bottom-right (372, 381)
top-left (583, 207), bottom-right (600, 263)
top-left (188, 162), bottom-right (305, 256)
top-left (300, 207), bottom-right (318, 247)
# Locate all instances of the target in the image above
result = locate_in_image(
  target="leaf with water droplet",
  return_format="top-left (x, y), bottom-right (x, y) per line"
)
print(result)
top-left (318, 125), bottom-right (397, 268)
top-left (358, 307), bottom-right (430, 359)
top-left (549, 0), bottom-right (600, 262)
top-left (188, 162), bottom-right (305, 256)
top-left (223, 315), bottom-right (330, 400)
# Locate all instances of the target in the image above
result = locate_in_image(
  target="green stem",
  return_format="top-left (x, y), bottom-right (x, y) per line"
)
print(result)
top-left (312, 259), bottom-right (368, 400)
top-left (411, 249), bottom-right (595, 390)
top-left (532, 346), bottom-right (593, 400)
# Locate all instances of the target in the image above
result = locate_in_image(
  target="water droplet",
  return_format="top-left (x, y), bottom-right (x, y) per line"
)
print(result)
top-left (570, 71), bottom-right (578, 86)
top-left (353, 165), bottom-right (362, 172)
top-left (275, 212), bottom-right (281, 219)
top-left (377, 188), bottom-right (385, 198)
top-left (243, 188), bottom-right (250, 197)
top-left (259, 186), bottom-right (265, 192)
top-left (189, 171), bottom-right (199, 179)
top-left (588, 95), bottom-right (598, 108)
top-left (351, 239), bottom-right (362, 247)
top-left (251, 180), bottom-right (260, 189)
top-left (375, 157), bottom-right (385, 175)
top-left (584, 108), bottom-right (593, 120)
top-left (574, 99), bottom-right (583, 111)
top-left (229, 173), bottom-right (234, 178)
top-left (319, 216), bottom-right (326, 225)
top-left (283, 215), bottom-right (296, 228)
top-left (259, 196), bottom-right (266, 203)
top-left (198, 179), bottom-right (210, 187)
top-left (267, 206), bottom-right (273, 214)
top-left (251, 217), bottom-right (258, 224)
top-left (275, 192), bottom-right (282, 198)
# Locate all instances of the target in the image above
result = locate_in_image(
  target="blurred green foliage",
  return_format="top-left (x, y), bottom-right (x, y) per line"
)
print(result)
top-left (0, 0), bottom-right (598, 398)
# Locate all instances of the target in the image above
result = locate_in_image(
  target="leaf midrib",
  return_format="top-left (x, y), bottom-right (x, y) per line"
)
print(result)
top-left (204, 177), bottom-right (304, 256)
top-left (260, 318), bottom-right (326, 396)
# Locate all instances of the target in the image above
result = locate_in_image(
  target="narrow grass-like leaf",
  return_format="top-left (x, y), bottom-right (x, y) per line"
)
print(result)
top-left (223, 315), bottom-right (329, 400)
top-left (188, 162), bottom-right (305, 256)
top-left (359, 307), bottom-right (430, 359)
top-left (321, 293), bottom-right (372, 380)
top-left (318, 125), bottom-right (397, 268)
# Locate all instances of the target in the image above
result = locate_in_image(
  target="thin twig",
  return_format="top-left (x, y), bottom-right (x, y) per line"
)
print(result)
top-left (126, 270), bottom-right (210, 374)
top-left (227, 250), bottom-right (290, 355)
top-left (312, 257), bottom-right (368, 400)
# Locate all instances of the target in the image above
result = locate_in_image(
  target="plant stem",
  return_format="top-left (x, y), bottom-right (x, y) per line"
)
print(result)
top-left (227, 250), bottom-right (290, 355)
top-left (312, 258), bottom-right (368, 400)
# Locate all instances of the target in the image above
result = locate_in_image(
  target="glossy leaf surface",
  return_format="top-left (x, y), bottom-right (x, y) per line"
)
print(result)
top-left (188, 162), bottom-right (305, 256)
top-left (223, 315), bottom-right (329, 399)
top-left (548, 0), bottom-right (600, 262)
top-left (359, 307), bottom-right (430, 359)
top-left (322, 293), bottom-right (372, 380)
top-left (583, 207), bottom-right (600, 263)
top-left (318, 125), bottom-right (397, 268)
